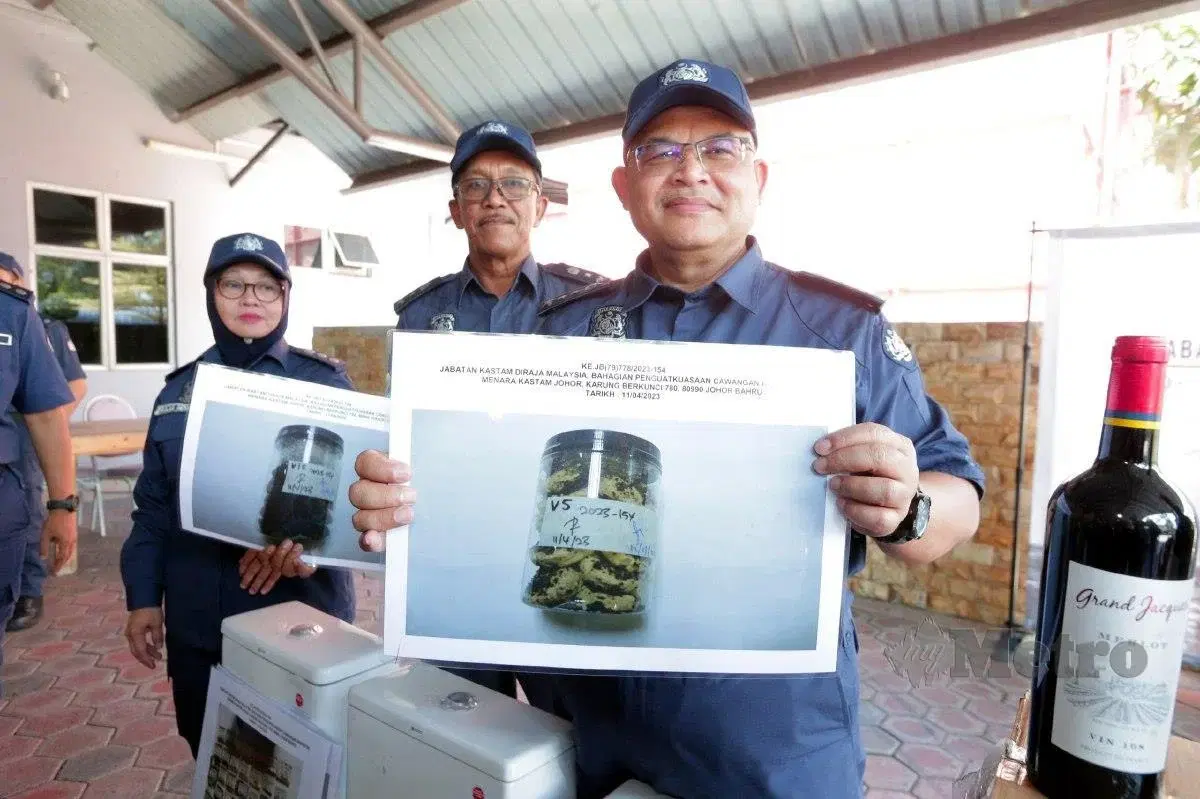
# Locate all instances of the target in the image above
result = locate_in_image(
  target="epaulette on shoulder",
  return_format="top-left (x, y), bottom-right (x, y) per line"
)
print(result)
top-left (788, 270), bottom-right (883, 313)
top-left (393, 273), bottom-right (457, 316)
top-left (540, 261), bottom-right (610, 287)
top-left (0, 281), bottom-right (32, 303)
top-left (289, 345), bottom-right (344, 371)
top-left (164, 357), bottom-right (200, 383)
top-left (538, 279), bottom-right (618, 316)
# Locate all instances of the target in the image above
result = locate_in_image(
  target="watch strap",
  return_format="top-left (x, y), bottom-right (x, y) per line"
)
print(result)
top-left (46, 494), bottom-right (79, 512)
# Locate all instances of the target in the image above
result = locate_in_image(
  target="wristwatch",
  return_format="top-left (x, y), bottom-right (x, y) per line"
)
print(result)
top-left (875, 487), bottom-right (931, 545)
top-left (46, 495), bottom-right (79, 513)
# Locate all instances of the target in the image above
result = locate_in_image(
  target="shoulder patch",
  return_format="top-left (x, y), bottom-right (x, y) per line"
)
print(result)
top-left (540, 262), bottom-right (610, 287)
top-left (164, 357), bottom-right (200, 383)
top-left (0, 281), bottom-right (32, 303)
top-left (392, 273), bottom-right (457, 316)
top-left (787, 270), bottom-right (883, 313)
top-left (538, 279), bottom-right (619, 317)
top-left (289, 345), bottom-right (344, 371)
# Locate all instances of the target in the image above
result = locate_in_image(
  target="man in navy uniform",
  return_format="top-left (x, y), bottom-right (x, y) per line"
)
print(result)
top-left (0, 261), bottom-right (78, 692)
top-left (389, 119), bottom-right (606, 705)
top-left (392, 118), bottom-right (608, 333)
top-left (0, 253), bottom-right (88, 632)
top-left (347, 60), bottom-right (985, 798)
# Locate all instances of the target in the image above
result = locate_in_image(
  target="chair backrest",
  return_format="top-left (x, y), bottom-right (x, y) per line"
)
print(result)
top-left (83, 394), bottom-right (137, 423)
top-left (82, 394), bottom-right (141, 472)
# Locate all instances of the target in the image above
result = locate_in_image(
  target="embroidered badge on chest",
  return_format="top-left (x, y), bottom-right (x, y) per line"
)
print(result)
top-left (883, 327), bottom-right (913, 364)
top-left (589, 306), bottom-right (627, 339)
top-left (429, 313), bottom-right (455, 332)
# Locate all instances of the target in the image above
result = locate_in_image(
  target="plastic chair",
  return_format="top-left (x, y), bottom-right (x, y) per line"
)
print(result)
top-left (78, 394), bottom-right (143, 537)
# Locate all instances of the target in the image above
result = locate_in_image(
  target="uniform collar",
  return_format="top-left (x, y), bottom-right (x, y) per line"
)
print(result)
top-left (203, 337), bottom-right (290, 370)
top-left (625, 236), bottom-right (767, 313)
top-left (458, 254), bottom-right (539, 299)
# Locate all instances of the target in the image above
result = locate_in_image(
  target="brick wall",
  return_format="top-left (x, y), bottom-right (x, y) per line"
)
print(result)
top-left (315, 321), bottom-right (1042, 626)
top-left (847, 322), bottom-right (1042, 626)
top-left (312, 326), bottom-right (392, 396)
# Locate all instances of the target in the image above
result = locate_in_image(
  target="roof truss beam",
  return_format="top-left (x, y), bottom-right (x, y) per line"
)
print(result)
top-left (346, 0), bottom-right (1200, 193)
top-left (211, 0), bottom-right (455, 162)
top-left (175, 0), bottom-right (470, 122)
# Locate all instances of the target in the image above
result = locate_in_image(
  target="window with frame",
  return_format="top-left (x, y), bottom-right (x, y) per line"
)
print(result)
top-left (283, 225), bottom-right (379, 276)
top-left (29, 186), bottom-right (173, 368)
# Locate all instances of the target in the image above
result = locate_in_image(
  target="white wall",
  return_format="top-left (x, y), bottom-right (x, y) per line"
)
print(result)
top-left (0, 10), bottom-right (446, 416)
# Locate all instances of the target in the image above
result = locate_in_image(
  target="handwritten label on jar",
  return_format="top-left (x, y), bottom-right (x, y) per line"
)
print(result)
top-left (537, 497), bottom-right (657, 558)
top-left (282, 461), bottom-right (339, 503)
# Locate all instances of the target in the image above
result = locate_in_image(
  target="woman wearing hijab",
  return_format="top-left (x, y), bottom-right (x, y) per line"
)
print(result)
top-left (119, 232), bottom-right (357, 758)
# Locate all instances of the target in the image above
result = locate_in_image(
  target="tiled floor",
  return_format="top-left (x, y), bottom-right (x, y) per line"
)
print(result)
top-left (1, 499), bottom-right (1197, 798)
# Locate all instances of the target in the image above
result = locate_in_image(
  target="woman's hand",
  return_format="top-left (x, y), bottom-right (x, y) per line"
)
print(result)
top-left (124, 607), bottom-right (164, 670)
top-left (239, 540), bottom-right (316, 595)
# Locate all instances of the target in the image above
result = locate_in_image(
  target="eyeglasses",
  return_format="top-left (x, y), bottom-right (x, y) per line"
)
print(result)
top-left (216, 277), bottom-right (283, 303)
top-left (454, 176), bottom-right (540, 202)
top-left (629, 135), bottom-right (756, 173)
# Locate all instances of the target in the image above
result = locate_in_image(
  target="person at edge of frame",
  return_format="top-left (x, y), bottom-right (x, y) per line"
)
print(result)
top-left (119, 232), bottom-right (357, 759)
top-left (0, 252), bottom-right (87, 633)
top-left (0, 255), bottom-right (78, 696)
top-left (341, 58), bottom-right (987, 799)
top-left (248, 119), bottom-right (612, 713)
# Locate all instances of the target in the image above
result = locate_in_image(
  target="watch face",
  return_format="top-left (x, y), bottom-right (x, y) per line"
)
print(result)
top-left (913, 493), bottom-right (932, 535)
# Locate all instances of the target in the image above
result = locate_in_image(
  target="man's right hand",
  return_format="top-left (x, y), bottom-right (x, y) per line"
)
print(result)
top-left (348, 450), bottom-right (416, 553)
top-left (125, 607), bottom-right (164, 670)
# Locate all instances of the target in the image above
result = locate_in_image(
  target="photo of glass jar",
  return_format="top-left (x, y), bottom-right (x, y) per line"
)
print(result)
top-left (521, 429), bottom-right (662, 616)
top-left (258, 424), bottom-right (345, 549)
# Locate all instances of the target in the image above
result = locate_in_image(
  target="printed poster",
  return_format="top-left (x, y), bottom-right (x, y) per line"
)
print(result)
top-left (179, 363), bottom-right (388, 571)
top-left (385, 330), bottom-right (856, 675)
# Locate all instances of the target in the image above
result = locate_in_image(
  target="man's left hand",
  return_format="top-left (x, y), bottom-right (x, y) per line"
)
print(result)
top-left (813, 422), bottom-right (919, 538)
top-left (239, 540), bottom-right (316, 595)
top-left (41, 511), bottom-right (77, 575)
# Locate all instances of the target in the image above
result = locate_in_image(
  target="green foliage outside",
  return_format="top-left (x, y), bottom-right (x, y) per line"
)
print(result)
top-left (1126, 19), bottom-right (1200, 208)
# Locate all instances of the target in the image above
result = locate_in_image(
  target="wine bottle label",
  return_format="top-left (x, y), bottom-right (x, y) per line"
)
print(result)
top-left (1050, 561), bottom-right (1193, 773)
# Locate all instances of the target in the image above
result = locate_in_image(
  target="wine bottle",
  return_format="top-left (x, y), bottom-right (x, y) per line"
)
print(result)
top-left (1027, 336), bottom-right (1198, 798)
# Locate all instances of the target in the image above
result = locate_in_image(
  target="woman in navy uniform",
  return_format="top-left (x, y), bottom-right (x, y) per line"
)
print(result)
top-left (119, 233), bottom-right (357, 757)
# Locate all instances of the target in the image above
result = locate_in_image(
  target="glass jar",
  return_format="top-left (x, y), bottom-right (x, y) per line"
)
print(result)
top-left (521, 429), bottom-right (662, 616)
top-left (258, 424), bottom-right (345, 549)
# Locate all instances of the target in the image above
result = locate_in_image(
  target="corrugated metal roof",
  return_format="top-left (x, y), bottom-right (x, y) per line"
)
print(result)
top-left (44, 0), bottom-right (1175, 188)
top-left (51, 0), bottom-right (276, 142)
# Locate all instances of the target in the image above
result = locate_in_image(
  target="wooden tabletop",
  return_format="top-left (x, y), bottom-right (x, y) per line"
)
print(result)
top-left (70, 418), bottom-right (150, 457)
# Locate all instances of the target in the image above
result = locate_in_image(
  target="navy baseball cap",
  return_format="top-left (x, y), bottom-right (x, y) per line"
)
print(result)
top-left (622, 59), bottom-right (757, 146)
top-left (205, 233), bottom-right (290, 284)
top-left (0, 251), bottom-right (24, 279)
top-left (450, 119), bottom-right (542, 182)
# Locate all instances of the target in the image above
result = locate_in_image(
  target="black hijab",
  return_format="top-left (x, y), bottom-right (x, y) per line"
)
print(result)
top-left (203, 233), bottom-right (293, 369)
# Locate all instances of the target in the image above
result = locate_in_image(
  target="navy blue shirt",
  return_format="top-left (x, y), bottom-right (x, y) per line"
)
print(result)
top-left (42, 315), bottom-right (86, 382)
top-left (535, 238), bottom-right (985, 799)
top-left (119, 340), bottom-right (358, 652)
top-left (0, 284), bottom-right (73, 466)
top-left (395, 256), bottom-right (607, 333)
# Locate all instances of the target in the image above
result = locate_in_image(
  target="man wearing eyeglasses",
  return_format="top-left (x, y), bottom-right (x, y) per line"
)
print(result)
top-left (347, 60), bottom-right (984, 798)
top-left (392, 119), bottom-right (608, 334)
top-left (392, 120), bottom-right (608, 707)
